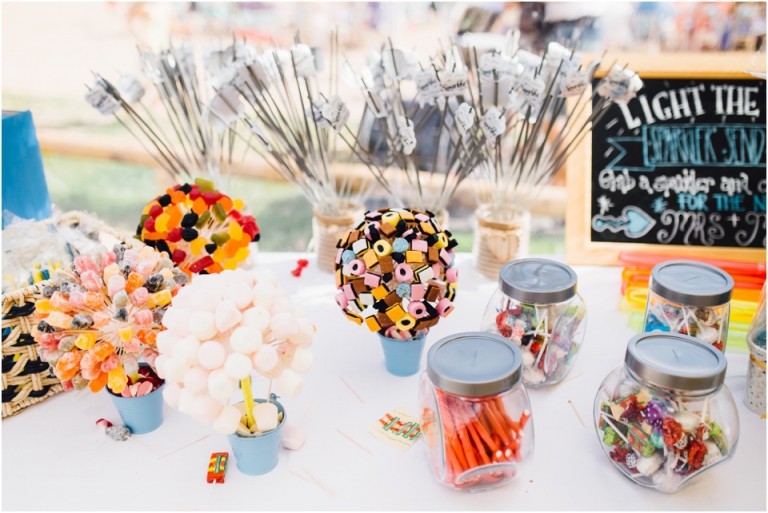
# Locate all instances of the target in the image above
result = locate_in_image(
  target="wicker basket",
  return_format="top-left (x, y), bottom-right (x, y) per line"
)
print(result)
top-left (2, 282), bottom-right (62, 418)
top-left (2, 211), bottom-right (141, 418)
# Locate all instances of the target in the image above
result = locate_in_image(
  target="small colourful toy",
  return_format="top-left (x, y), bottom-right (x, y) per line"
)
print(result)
top-left (207, 452), bottom-right (229, 483)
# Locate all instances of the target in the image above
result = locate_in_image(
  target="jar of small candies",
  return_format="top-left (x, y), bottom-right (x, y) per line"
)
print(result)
top-left (419, 332), bottom-right (533, 492)
top-left (594, 332), bottom-right (739, 493)
top-left (481, 258), bottom-right (587, 387)
top-left (644, 261), bottom-right (733, 351)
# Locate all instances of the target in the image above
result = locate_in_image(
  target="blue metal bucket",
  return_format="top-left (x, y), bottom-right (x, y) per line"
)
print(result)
top-left (227, 397), bottom-right (286, 475)
top-left (109, 381), bottom-right (166, 435)
top-left (378, 331), bottom-right (427, 377)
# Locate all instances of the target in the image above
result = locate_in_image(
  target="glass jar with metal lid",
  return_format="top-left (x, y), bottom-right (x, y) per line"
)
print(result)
top-left (593, 332), bottom-right (739, 493)
top-left (644, 261), bottom-right (734, 352)
top-left (418, 332), bottom-right (533, 492)
top-left (480, 258), bottom-right (587, 387)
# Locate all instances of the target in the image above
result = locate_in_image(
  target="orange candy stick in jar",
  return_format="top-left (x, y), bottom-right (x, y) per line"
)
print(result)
top-left (419, 332), bottom-right (534, 491)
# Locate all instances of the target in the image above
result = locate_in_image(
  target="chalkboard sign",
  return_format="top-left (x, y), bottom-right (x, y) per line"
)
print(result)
top-left (590, 77), bottom-right (766, 250)
top-left (566, 53), bottom-right (767, 265)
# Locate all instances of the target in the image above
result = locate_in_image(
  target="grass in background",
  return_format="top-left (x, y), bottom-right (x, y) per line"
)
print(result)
top-left (41, 154), bottom-right (564, 254)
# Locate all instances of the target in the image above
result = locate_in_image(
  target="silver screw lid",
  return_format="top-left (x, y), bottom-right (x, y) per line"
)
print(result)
top-left (498, 258), bottom-right (578, 304)
top-left (427, 332), bottom-right (522, 397)
top-left (650, 260), bottom-right (733, 307)
top-left (625, 332), bottom-right (727, 391)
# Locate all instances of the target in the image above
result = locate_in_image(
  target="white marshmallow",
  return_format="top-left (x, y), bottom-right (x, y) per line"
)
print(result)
top-left (224, 282), bottom-right (254, 311)
top-left (164, 308), bottom-right (192, 338)
top-left (183, 366), bottom-right (210, 395)
top-left (521, 350), bottom-right (535, 368)
top-left (252, 344), bottom-right (278, 373)
top-left (276, 369), bottom-right (304, 397)
top-left (253, 402), bottom-right (279, 432)
top-left (156, 330), bottom-right (180, 355)
top-left (270, 312), bottom-right (300, 340)
top-left (230, 326), bottom-right (263, 354)
top-left (198, 341), bottom-right (227, 370)
top-left (270, 298), bottom-right (295, 315)
top-left (290, 347), bottom-right (313, 374)
top-left (177, 388), bottom-right (196, 414)
top-left (189, 311), bottom-right (217, 340)
top-left (163, 357), bottom-right (190, 383)
top-left (252, 267), bottom-right (278, 287)
top-left (281, 425), bottom-right (306, 450)
top-left (189, 289), bottom-right (221, 313)
top-left (242, 306), bottom-right (271, 332)
top-left (162, 382), bottom-right (182, 408)
top-left (289, 318), bottom-right (314, 348)
top-left (252, 281), bottom-right (277, 309)
top-left (190, 394), bottom-right (222, 424)
top-left (154, 354), bottom-right (168, 378)
top-left (173, 336), bottom-right (201, 366)
top-left (214, 405), bottom-right (243, 434)
top-left (215, 300), bottom-right (242, 333)
top-left (224, 353), bottom-right (253, 380)
top-left (208, 369), bottom-right (237, 401)
top-left (192, 273), bottom-right (228, 294)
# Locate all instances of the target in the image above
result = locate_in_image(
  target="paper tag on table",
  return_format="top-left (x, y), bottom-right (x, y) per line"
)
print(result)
top-left (368, 406), bottom-right (422, 451)
top-left (85, 85), bottom-right (121, 116)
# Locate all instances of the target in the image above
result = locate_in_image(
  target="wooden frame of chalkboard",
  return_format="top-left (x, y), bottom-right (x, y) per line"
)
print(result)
top-left (566, 52), bottom-right (766, 265)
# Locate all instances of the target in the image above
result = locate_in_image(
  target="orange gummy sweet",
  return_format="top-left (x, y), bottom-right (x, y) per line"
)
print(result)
top-left (136, 329), bottom-right (157, 345)
top-left (89, 371), bottom-right (108, 393)
top-left (91, 341), bottom-right (115, 361)
top-left (125, 273), bottom-right (144, 294)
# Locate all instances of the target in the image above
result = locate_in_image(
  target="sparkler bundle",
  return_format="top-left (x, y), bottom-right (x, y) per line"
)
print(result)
top-left (86, 41), bottom-right (247, 187)
top-left (344, 40), bottom-right (481, 216)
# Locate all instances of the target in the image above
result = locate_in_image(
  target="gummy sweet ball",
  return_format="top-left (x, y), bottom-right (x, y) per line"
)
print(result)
top-left (33, 245), bottom-right (186, 394)
top-left (136, 179), bottom-right (260, 276)
top-left (333, 208), bottom-right (459, 338)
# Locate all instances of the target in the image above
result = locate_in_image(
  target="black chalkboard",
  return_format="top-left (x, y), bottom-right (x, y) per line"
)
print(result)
top-left (590, 78), bottom-right (766, 249)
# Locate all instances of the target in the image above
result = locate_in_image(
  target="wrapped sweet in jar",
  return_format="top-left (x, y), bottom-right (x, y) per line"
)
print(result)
top-left (644, 261), bottom-right (733, 351)
top-left (594, 332), bottom-right (739, 493)
top-left (480, 258), bottom-right (587, 387)
top-left (419, 332), bottom-right (533, 492)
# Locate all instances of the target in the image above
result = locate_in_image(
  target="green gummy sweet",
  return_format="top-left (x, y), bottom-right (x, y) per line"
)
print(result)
top-left (211, 232), bottom-right (230, 247)
top-left (195, 178), bottom-right (215, 193)
top-left (195, 210), bottom-right (211, 229)
top-left (212, 202), bottom-right (227, 223)
top-left (139, 214), bottom-right (149, 228)
top-left (603, 427), bottom-right (621, 446)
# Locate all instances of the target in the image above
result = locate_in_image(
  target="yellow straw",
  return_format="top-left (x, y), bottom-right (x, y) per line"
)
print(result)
top-left (240, 377), bottom-right (256, 428)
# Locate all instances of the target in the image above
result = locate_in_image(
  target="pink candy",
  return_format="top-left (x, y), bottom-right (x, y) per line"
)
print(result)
top-left (39, 332), bottom-right (63, 349)
top-left (335, 292), bottom-right (349, 309)
top-left (348, 259), bottom-right (366, 276)
top-left (394, 263), bottom-right (414, 283)
top-left (60, 379), bottom-right (74, 392)
top-left (69, 290), bottom-right (86, 308)
top-left (137, 260), bottom-right (155, 279)
top-left (364, 272), bottom-right (380, 288)
top-left (141, 348), bottom-right (159, 366)
top-left (411, 284), bottom-right (425, 301)
top-left (93, 312), bottom-right (111, 328)
top-left (107, 275), bottom-right (126, 296)
top-left (123, 250), bottom-right (140, 266)
top-left (74, 256), bottom-right (98, 274)
top-left (101, 251), bottom-right (116, 268)
top-left (446, 267), bottom-right (459, 283)
top-left (411, 239), bottom-right (428, 252)
top-left (50, 292), bottom-right (72, 311)
top-left (408, 301), bottom-right (427, 318)
top-left (80, 352), bottom-right (101, 380)
top-left (133, 310), bottom-right (153, 325)
top-left (80, 270), bottom-right (102, 292)
top-left (100, 353), bottom-right (119, 372)
top-left (436, 298), bottom-right (454, 317)
top-left (124, 337), bottom-right (141, 352)
top-left (130, 287), bottom-right (149, 307)
top-left (335, 248), bottom-right (344, 265)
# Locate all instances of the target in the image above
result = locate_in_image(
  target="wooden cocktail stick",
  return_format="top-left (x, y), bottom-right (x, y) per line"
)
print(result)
top-left (547, 371), bottom-right (585, 391)
top-left (339, 376), bottom-right (364, 404)
top-left (336, 428), bottom-right (373, 456)
top-left (568, 399), bottom-right (585, 428)
top-left (303, 467), bottom-right (336, 496)
top-left (157, 434), bottom-right (210, 460)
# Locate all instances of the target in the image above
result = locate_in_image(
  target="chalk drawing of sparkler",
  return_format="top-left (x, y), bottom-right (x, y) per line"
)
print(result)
top-left (592, 206), bottom-right (656, 239)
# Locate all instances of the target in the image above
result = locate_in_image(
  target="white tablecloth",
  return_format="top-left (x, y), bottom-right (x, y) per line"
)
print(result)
top-left (3, 253), bottom-right (765, 511)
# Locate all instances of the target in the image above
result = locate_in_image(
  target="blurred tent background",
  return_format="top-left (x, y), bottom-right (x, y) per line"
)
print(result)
top-left (3, 1), bottom-right (766, 252)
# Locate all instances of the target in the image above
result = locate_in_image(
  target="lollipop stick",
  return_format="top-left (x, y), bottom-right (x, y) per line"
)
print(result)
top-left (205, 480), bottom-right (216, 510)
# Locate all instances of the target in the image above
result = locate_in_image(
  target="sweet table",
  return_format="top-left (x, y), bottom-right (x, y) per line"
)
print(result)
top-left (3, 253), bottom-right (765, 510)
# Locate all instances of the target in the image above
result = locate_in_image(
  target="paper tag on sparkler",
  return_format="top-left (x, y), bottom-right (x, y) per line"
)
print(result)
top-left (209, 66), bottom-right (238, 90)
top-left (117, 74), bottom-right (145, 104)
top-left (516, 50), bottom-right (544, 76)
top-left (207, 86), bottom-right (244, 133)
top-left (455, 103), bottom-right (475, 134)
top-left (246, 120), bottom-right (273, 152)
top-left (237, 61), bottom-right (270, 98)
top-left (85, 85), bottom-right (121, 116)
top-left (414, 69), bottom-right (442, 101)
top-left (364, 91), bottom-right (387, 118)
top-left (479, 75), bottom-right (515, 109)
top-left (205, 49), bottom-right (229, 75)
top-left (519, 76), bottom-right (546, 109)
top-left (308, 102), bottom-right (331, 128)
top-left (438, 71), bottom-right (468, 97)
top-left (322, 95), bottom-right (350, 132)
top-left (597, 66), bottom-right (641, 103)
top-left (383, 48), bottom-right (418, 80)
top-left (478, 52), bottom-right (521, 81)
top-left (612, 71), bottom-right (643, 104)
top-left (559, 69), bottom-right (588, 98)
top-left (176, 44), bottom-right (197, 77)
top-left (291, 44), bottom-right (316, 77)
top-left (397, 116), bottom-right (417, 155)
top-left (481, 108), bottom-right (505, 141)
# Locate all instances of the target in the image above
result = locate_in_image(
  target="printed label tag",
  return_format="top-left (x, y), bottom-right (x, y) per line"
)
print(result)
top-left (397, 116), bottom-right (417, 155)
top-left (85, 85), bottom-right (120, 116)
top-left (321, 95), bottom-right (350, 132)
top-left (291, 44), bottom-right (316, 77)
top-left (455, 103), bottom-right (475, 134)
top-left (481, 108), bottom-right (505, 140)
top-left (560, 69), bottom-right (588, 98)
top-left (368, 406), bottom-right (422, 451)
top-left (117, 74), bottom-right (145, 104)
top-left (519, 76), bottom-right (546, 108)
top-left (414, 69), bottom-right (441, 100)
